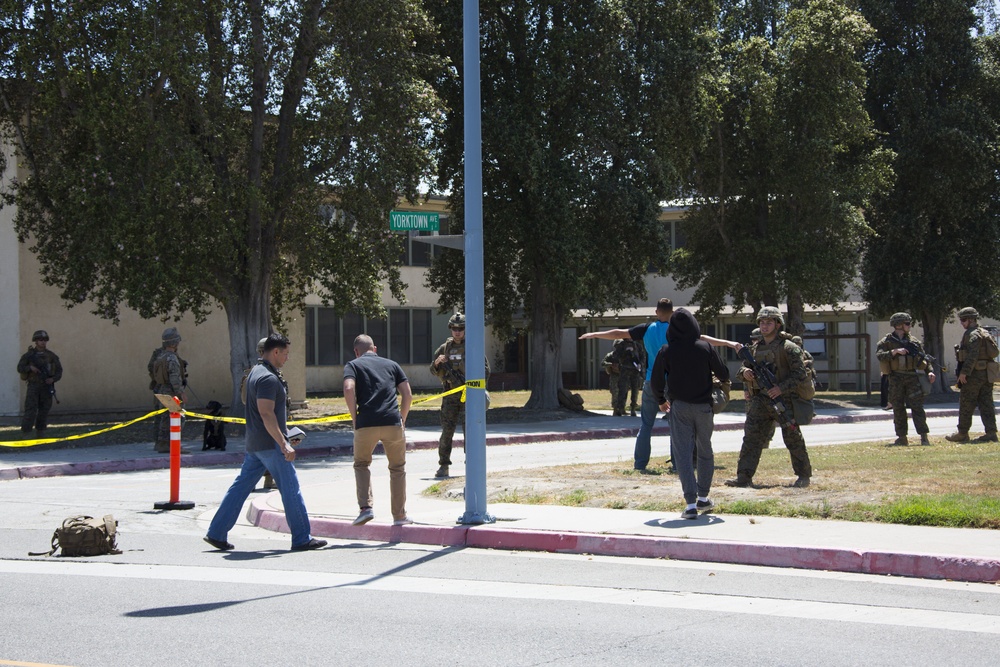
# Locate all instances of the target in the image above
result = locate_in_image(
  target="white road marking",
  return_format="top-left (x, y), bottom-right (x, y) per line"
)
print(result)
top-left (2, 559), bottom-right (998, 634)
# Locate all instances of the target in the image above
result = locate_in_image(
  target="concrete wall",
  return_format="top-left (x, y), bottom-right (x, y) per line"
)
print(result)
top-left (0, 140), bottom-right (21, 415)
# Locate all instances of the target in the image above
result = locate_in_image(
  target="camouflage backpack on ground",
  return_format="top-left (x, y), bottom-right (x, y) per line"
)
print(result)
top-left (30, 515), bottom-right (122, 557)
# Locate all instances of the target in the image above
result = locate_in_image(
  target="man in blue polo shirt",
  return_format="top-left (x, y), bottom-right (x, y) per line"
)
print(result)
top-left (580, 299), bottom-right (739, 471)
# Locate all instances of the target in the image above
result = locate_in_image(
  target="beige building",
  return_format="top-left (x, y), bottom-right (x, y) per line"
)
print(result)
top-left (1, 141), bottom-right (981, 417)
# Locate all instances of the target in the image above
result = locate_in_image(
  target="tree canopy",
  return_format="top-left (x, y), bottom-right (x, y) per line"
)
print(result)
top-left (858, 0), bottom-right (1000, 379)
top-left (425, 0), bottom-right (717, 407)
top-left (0, 0), bottom-right (445, 409)
top-left (670, 0), bottom-right (892, 333)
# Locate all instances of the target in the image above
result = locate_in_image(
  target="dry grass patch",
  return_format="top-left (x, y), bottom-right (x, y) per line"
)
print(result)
top-left (425, 437), bottom-right (1000, 528)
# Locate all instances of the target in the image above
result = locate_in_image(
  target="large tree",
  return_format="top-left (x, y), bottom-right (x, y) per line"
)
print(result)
top-left (670, 0), bottom-right (892, 333)
top-left (859, 0), bottom-right (1000, 386)
top-left (0, 0), bottom-right (443, 411)
top-left (425, 0), bottom-right (716, 408)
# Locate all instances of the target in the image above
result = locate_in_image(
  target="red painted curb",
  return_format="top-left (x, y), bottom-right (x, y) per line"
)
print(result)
top-left (245, 497), bottom-right (999, 584)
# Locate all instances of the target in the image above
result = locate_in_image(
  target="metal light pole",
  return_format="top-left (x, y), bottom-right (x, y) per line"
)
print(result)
top-left (458, 0), bottom-right (493, 525)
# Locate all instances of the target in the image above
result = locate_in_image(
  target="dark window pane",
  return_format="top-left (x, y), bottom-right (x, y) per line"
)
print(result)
top-left (726, 323), bottom-right (756, 361)
top-left (411, 231), bottom-right (432, 266)
top-left (342, 313), bottom-right (364, 363)
top-left (412, 309), bottom-right (433, 363)
top-left (305, 307), bottom-right (316, 366)
top-left (389, 310), bottom-right (410, 363)
top-left (367, 317), bottom-right (387, 352)
top-left (317, 309), bottom-right (341, 366)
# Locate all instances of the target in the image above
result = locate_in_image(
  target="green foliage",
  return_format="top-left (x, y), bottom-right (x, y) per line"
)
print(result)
top-left (859, 1), bottom-right (1000, 327)
top-left (671, 0), bottom-right (891, 322)
top-left (423, 1), bottom-right (716, 404)
top-left (874, 494), bottom-right (1000, 529)
top-left (0, 1), bottom-right (444, 386)
top-left (558, 489), bottom-right (590, 506)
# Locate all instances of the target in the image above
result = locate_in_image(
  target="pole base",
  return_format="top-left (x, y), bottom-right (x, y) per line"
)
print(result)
top-left (154, 500), bottom-right (195, 511)
top-left (457, 511), bottom-right (496, 525)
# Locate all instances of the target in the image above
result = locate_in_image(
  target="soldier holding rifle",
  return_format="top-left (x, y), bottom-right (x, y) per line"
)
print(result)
top-left (17, 330), bottom-right (62, 435)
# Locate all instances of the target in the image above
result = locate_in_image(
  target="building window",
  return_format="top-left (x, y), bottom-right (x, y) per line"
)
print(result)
top-left (726, 323), bottom-right (756, 361)
top-left (399, 215), bottom-right (450, 267)
top-left (306, 307), bottom-right (437, 366)
top-left (803, 322), bottom-right (827, 360)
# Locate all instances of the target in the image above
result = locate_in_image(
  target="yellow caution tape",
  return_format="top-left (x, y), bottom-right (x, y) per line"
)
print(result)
top-left (3, 384), bottom-right (478, 447)
top-left (0, 409), bottom-right (167, 448)
top-left (465, 379), bottom-right (486, 389)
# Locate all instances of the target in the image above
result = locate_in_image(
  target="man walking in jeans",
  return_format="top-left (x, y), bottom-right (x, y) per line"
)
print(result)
top-left (204, 333), bottom-right (326, 552)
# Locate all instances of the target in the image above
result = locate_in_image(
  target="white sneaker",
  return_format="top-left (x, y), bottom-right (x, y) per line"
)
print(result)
top-left (352, 508), bottom-right (374, 526)
top-left (392, 517), bottom-right (414, 526)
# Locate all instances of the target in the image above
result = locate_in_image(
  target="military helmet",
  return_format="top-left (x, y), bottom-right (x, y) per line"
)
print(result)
top-left (161, 326), bottom-right (182, 344)
top-left (889, 312), bottom-right (912, 327)
top-left (791, 336), bottom-right (803, 346)
top-left (448, 313), bottom-right (466, 330)
top-left (756, 306), bottom-right (784, 328)
top-left (256, 337), bottom-right (268, 356)
top-left (958, 307), bottom-right (980, 320)
top-left (31, 330), bottom-right (49, 341)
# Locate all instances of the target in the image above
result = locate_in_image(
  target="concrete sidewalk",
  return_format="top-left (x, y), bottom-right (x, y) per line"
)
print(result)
top-left (4, 403), bottom-right (999, 584)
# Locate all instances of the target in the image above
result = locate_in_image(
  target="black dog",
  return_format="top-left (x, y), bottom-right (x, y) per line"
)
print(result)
top-left (202, 400), bottom-right (227, 451)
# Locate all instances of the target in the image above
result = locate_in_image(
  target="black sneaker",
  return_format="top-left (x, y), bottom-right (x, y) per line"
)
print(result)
top-left (681, 507), bottom-right (698, 520)
top-left (696, 499), bottom-right (715, 513)
top-left (291, 538), bottom-right (328, 551)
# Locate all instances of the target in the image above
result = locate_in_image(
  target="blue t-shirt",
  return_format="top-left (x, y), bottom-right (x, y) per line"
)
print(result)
top-left (344, 352), bottom-right (408, 429)
top-left (628, 320), bottom-right (670, 382)
top-left (245, 361), bottom-right (288, 453)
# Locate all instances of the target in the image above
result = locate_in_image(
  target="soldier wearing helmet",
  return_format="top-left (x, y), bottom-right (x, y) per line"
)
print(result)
top-left (876, 312), bottom-right (935, 446)
top-left (148, 327), bottom-right (188, 453)
top-left (726, 306), bottom-right (812, 488)
top-left (17, 329), bottom-right (63, 435)
top-left (430, 313), bottom-right (490, 478)
top-left (946, 307), bottom-right (997, 442)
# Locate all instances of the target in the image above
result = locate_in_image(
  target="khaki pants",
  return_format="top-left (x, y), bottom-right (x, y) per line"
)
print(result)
top-left (354, 425), bottom-right (407, 521)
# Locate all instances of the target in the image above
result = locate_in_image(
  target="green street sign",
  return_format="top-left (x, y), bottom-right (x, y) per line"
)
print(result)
top-left (390, 210), bottom-right (440, 232)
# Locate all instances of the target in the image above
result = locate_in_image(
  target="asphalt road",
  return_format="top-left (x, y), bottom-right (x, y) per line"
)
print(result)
top-left (2, 415), bottom-right (1000, 665)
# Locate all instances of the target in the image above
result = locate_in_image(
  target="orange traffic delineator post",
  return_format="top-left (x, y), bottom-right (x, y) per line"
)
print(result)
top-left (154, 394), bottom-right (195, 511)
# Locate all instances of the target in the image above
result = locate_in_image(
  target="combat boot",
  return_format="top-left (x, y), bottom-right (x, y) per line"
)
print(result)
top-left (945, 431), bottom-right (970, 443)
top-left (154, 440), bottom-right (170, 453)
top-left (974, 432), bottom-right (999, 443)
top-left (724, 475), bottom-right (753, 488)
top-left (891, 436), bottom-right (908, 447)
top-left (435, 465), bottom-right (450, 478)
top-left (792, 476), bottom-right (811, 488)
top-left (612, 409), bottom-right (623, 416)
top-left (920, 434), bottom-right (931, 446)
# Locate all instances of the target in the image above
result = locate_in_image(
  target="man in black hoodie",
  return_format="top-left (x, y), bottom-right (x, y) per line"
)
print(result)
top-left (650, 308), bottom-right (731, 519)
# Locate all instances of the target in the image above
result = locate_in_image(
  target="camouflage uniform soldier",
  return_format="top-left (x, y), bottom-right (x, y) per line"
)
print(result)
top-left (17, 330), bottom-right (62, 434)
top-left (726, 307), bottom-right (812, 488)
top-left (946, 307), bottom-right (998, 443)
top-left (430, 313), bottom-right (490, 478)
top-left (601, 349), bottom-right (622, 415)
top-left (150, 327), bottom-right (187, 453)
top-left (612, 338), bottom-right (645, 417)
top-left (876, 313), bottom-right (935, 446)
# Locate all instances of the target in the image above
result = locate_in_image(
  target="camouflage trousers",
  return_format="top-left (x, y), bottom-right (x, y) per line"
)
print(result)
top-left (152, 387), bottom-right (184, 452)
top-left (607, 373), bottom-right (620, 411)
top-left (736, 394), bottom-right (812, 480)
top-left (21, 382), bottom-right (54, 432)
top-left (957, 369), bottom-right (997, 434)
top-left (613, 369), bottom-right (642, 414)
top-left (888, 372), bottom-right (929, 437)
top-left (438, 393), bottom-right (465, 466)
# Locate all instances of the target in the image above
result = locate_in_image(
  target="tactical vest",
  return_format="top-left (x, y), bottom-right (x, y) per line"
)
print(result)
top-left (884, 334), bottom-right (919, 372)
top-left (957, 328), bottom-right (999, 369)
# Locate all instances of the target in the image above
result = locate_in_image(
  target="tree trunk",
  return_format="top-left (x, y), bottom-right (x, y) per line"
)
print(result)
top-left (786, 291), bottom-right (805, 335)
top-left (524, 281), bottom-right (564, 410)
top-left (919, 309), bottom-right (952, 394)
top-left (223, 284), bottom-right (273, 416)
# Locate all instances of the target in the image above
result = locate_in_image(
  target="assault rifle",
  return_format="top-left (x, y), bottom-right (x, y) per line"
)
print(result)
top-left (439, 359), bottom-right (465, 389)
top-left (889, 333), bottom-right (943, 373)
top-left (738, 347), bottom-right (796, 430)
top-left (26, 348), bottom-right (60, 404)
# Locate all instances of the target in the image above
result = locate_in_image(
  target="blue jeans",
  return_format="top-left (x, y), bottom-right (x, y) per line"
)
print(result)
top-left (670, 400), bottom-right (716, 503)
top-left (634, 382), bottom-right (661, 469)
top-left (207, 447), bottom-right (314, 548)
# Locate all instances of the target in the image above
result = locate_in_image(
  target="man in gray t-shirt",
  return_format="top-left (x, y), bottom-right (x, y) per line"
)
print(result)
top-left (204, 333), bottom-right (326, 552)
